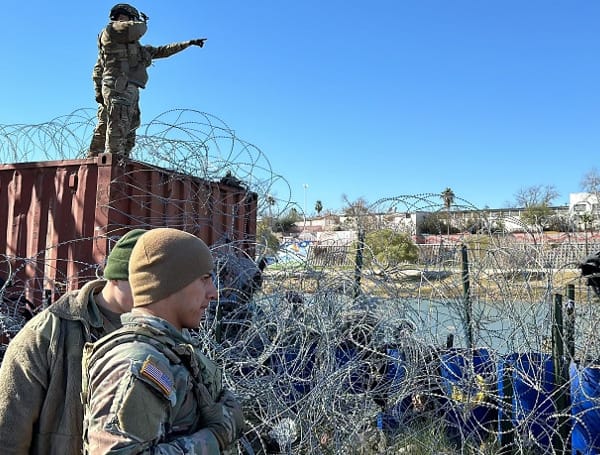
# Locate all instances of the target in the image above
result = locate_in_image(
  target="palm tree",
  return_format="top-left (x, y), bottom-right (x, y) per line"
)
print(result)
top-left (315, 200), bottom-right (323, 216)
top-left (266, 195), bottom-right (276, 228)
top-left (441, 188), bottom-right (455, 235)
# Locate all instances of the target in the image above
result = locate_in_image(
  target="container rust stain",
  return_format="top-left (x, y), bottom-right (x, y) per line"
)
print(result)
top-left (0, 154), bottom-right (257, 307)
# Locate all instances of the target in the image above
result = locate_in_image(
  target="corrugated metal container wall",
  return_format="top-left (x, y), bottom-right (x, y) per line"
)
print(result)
top-left (0, 153), bottom-right (257, 307)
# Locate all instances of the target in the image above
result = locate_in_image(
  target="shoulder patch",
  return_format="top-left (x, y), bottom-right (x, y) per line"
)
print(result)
top-left (140, 357), bottom-right (174, 396)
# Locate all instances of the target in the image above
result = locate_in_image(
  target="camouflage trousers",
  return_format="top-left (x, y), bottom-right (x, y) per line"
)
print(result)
top-left (88, 84), bottom-right (140, 158)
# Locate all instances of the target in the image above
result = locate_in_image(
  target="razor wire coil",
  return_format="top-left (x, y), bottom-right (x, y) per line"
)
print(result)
top-left (0, 110), bottom-right (599, 454)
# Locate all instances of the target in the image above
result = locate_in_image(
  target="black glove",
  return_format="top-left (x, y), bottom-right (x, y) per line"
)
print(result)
top-left (95, 93), bottom-right (104, 105)
top-left (189, 38), bottom-right (206, 48)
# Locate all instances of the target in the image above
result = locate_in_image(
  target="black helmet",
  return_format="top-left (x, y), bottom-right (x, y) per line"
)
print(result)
top-left (110, 3), bottom-right (140, 21)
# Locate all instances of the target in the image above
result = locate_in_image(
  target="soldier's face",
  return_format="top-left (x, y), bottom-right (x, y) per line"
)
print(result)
top-left (172, 273), bottom-right (217, 329)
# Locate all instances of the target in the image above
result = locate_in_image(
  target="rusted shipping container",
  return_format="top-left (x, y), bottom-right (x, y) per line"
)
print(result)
top-left (0, 153), bottom-right (257, 307)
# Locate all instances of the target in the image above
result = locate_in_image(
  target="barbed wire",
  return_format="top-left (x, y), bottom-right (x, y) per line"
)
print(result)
top-left (0, 108), bottom-right (292, 216)
top-left (202, 235), bottom-right (598, 454)
top-left (1, 111), bottom-right (599, 454)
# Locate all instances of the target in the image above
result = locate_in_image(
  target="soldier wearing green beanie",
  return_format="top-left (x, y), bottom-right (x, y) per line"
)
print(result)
top-left (82, 228), bottom-right (246, 454)
top-left (103, 228), bottom-right (145, 281)
top-left (0, 228), bottom-right (145, 455)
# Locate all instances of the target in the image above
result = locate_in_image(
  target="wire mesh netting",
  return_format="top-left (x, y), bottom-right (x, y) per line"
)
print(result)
top-left (1, 110), bottom-right (600, 454)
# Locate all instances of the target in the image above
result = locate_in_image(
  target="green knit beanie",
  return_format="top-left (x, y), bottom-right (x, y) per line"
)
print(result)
top-left (129, 228), bottom-right (214, 307)
top-left (103, 229), bottom-right (147, 281)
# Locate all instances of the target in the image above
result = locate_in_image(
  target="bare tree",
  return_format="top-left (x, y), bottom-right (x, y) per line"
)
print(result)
top-left (514, 184), bottom-right (559, 208)
top-left (514, 184), bottom-right (559, 230)
top-left (341, 195), bottom-right (374, 231)
top-left (580, 168), bottom-right (600, 195)
top-left (580, 168), bottom-right (600, 222)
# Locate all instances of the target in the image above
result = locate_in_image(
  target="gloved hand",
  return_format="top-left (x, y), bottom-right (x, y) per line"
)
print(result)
top-left (196, 383), bottom-right (244, 450)
top-left (219, 389), bottom-right (246, 437)
top-left (189, 38), bottom-right (206, 48)
top-left (95, 93), bottom-right (104, 105)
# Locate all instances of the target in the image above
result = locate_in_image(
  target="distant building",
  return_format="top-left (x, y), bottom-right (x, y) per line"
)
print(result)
top-left (292, 193), bottom-right (600, 239)
top-left (569, 192), bottom-right (600, 231)
top-left (302, 214), bottom-right (341, 233)
top-left (451, 206), bottom-right (570, 233)
top-left (570, 192), bottom-right (599, 215)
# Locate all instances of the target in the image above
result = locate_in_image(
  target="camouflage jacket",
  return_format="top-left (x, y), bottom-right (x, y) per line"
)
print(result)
top-left (93, 19), bottom-right (194, 93)
top-left (82, 313), bottom-right (240, 454)
top-left (0, 279), bottom-right (109, 455)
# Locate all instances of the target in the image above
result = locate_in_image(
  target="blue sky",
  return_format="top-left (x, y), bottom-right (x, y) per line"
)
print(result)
top-left (1, 1), bottom-right (598, 213)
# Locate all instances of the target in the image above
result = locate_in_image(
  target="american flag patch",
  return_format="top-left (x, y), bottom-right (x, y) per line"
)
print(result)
top-left (141, 358), bottom-right (173, 396)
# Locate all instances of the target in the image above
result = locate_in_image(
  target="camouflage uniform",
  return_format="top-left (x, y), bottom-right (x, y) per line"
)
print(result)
top-left (82, 313), bottom-right (243, 454)
top-left (0, 279), bottom-right (113, 455)
top-left (89, 19), bottom-right (198, 157)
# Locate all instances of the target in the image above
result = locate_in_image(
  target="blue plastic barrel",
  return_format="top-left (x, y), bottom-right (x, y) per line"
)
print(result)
top-left (334, 345), bottom-right (372, 394)
top-left (271, 344), bottom-right (316, 403)
top-left (497, 352), bottom-right (556, 451)
top-left (375, 348), bottom-right (413, 431)
top-left (440, 348), bottom-right (497, 445)
top-left (384, 348), bottom-right (407, 384)
top-left (570, 362), bottom-right (600, 454)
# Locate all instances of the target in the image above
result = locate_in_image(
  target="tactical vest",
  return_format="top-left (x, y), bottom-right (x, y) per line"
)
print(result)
top-left (98, 21), bottom-right (152, 89)
top-left (81, 324), bottom-right (222, 452)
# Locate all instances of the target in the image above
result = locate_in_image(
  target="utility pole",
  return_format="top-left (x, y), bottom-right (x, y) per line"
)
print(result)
top-left (303, 183), bottom-right (308, 231)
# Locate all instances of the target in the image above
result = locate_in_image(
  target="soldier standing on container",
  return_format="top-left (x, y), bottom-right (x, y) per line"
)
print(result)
top-left (88, 4), bottom-right (206, 158)
top-left (82, 228), bottom-right (246, 454)
top-left (0, 229), bottom-right (146, 455)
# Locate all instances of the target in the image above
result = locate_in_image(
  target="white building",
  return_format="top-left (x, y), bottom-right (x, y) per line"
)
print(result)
top-left (569, 192), bottom-right (599, 215)
top-left (569, 192), bottom-right (600, 230)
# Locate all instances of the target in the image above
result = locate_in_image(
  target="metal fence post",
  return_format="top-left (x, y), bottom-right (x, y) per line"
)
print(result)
top-left (552, 293), bottom-right (569, 453)
top-left (461, 243), bottom-right (473, 350)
